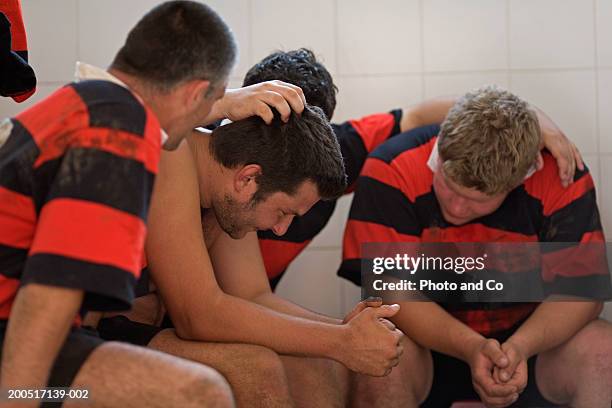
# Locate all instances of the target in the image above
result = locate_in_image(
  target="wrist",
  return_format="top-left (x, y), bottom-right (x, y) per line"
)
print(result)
top-left (326, 324), bottom-right (350, 363)
top-left (458, 333), bottom-right (486, 363)
top-left (505, 334), bottom-right (533, 359)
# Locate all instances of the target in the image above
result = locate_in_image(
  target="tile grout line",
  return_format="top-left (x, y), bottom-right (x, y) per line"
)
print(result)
top-left (419, 0), bottom-right (426, 100)
top-left (75, 0), bottom-right (80, 68)
top-left (506, 0), bottom-right (512, 89)
top-left (593, 0), bottom-right (602, 190)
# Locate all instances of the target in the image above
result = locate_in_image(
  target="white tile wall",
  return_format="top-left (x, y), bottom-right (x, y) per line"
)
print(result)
top-left (77, 0), bottom-right (161, 70)
top-left (251, 0), bottom-right (336, 75)
top-left (21, 0), bottom-right (78, 82)
top-left (333, 74), bottom-right (422, 123)
top-left (511, 70), bottom-right (598, 154)
top-left (423, 0), bottom-right (507, 72)
top-left (337, 0), bottom-right (421, 75)
top-left (424, 72), bottom-right (509, 99)
top-left (596, 0), bottom-right (612, 67)
top-left (3, 1), bottom-right (611, 320)
top-left (205, 0), bottom-right (251, 79)
top-left (598, 69), bottom-right (612, 153)
top-left (509, 0), bottom-right (595, 69)
top-left (275, 249), bottom-right (343, 317)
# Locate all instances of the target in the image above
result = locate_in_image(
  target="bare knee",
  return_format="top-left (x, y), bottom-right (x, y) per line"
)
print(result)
top-left (181, 365), bottom-right (234, 408)
top-left (574, 320), bottom-right (612, 378)
top-left (398, 335), bottom-right (432, 403)
top-left (235, 344), bottom-right (286, 380)
top-left (350, 336), bottom-right (432, 407)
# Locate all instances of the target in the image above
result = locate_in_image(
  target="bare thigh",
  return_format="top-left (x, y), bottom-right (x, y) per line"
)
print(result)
top-left (148, 329), bottom-right (293, 408)
top-left (535, 318), bottom-right (612, 406)
top-left (65, 341), bottom-right (234, 408)
top-left (280, 355), bottom-right (349, 408)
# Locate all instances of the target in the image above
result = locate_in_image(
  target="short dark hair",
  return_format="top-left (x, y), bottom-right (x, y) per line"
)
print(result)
top-left (111, 1), bottom-right (236, 91)
top-left (243, 49), bottom-right (337, 120)
top-left (209, 106), bottom-right (346, 201)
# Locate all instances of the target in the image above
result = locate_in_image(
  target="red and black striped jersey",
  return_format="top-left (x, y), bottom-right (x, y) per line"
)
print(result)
top-left (339, 125), bottom-right (605, 336)
top-left (258, 110), bottom-right (403, 287)
top-left (0, 80), bottom-right (162, 321)
top-left (0, 0), bottom-right (36, 102)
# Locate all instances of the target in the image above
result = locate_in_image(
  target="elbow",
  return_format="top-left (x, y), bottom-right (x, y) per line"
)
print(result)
top-left (171, 292), bottom-right (226, 341)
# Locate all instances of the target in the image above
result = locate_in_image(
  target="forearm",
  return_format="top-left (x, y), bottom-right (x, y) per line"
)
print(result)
top-left (392, 301), bottom-right (484, 362)
top-left (201, 97), bottom-right (229, 126)
top-left (252, 292), bottom-right (342, 325)
top-left (173, 291), bottom-right (346, 360)
top-left (507, 301), bottom-right (602, 358)
top-left (1, 284), bottom-right (83, 388)
top-left (400, 96), bottom-right (457, 132)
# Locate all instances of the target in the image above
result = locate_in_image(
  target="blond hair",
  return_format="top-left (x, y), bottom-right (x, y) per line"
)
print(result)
top-left (438, 85), bottom-right (541, 195)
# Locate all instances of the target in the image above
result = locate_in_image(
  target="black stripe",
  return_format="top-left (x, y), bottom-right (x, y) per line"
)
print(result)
top-left (70, 81), bottom-right (147, 137)
top-left (544, 274), bottom-right (612, 300)
top-left (0, 119), bottom-right (38, 196)
top-left (258, 199), bottom-right (336, 243)
top-left (389, 109), bottom-right (403, 137)
top-left (14, 50), bottom-right (28, 62)
top-left (35, 147), bottom-right (155, 220)
top-left (540, 189), bottom-right (602, 241)
top-left (333, 122), bottom-right (368, 187)
top-left (469, 187), bottom-right (541, 237)
top-left (135, 267), bottom-right (151, 298)
top-left (0, 244), bottom-right (28, 279)
top-left (269, 271), bottom-right (285, 290)
top-left (370, 125), bottom-right (440, 164)
top-left (349, 176), bottom-right (423, 237)
top-left (337, 258), bottom-right (362, 286)
top-left (22, 253), bottom-right (136, 312)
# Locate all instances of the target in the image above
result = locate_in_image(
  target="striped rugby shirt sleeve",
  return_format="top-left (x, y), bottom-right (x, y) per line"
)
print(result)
top-left (17, 81), bottom-right (160, 312)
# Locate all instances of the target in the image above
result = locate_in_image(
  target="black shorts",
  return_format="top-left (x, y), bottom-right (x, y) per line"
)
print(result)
top-left (97, 315), bottom-right (169, 346)
top-left (421, 325), bottom-right (559, 408)
top-left (0, 320), bottom-right (104, 407)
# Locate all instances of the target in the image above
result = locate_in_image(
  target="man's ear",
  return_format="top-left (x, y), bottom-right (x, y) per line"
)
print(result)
top-left (234, 164), bottom-right (262, 197)
top-left (181, 79), bottom-right (211, 109)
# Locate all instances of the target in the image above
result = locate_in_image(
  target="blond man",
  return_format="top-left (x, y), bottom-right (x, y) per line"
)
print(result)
top-left (340, 86), bottom-right (612, 407)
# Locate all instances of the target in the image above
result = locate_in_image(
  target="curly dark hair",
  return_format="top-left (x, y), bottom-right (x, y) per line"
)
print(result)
top-left (209, 105), bottom-right (346, 202)
top-left (243, 48), bottom-right (337, 120)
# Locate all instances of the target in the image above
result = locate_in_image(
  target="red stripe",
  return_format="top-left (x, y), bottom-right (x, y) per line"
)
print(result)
top-left (30, 199), bottom-right (146, 277)
top-left (421, 223), bottom-right (537, 243)
top-left (17, 86), bottom-right (159, 174)
top-left (348, 113), bottom-right (395, 153)
top-left (343, 219), bottom-right (419, 260)
top-left (524, 155), bottom-right (595, 216)
top-left (0, 0), bottom-right (27, 51)
top-left (450, 303), bottom-right (537, 336)
top-left (0, 275), bottom-right (20, 319)
top-left (0, 186), bottom-right (36, 249)
top-left (17, 86), bottom-right (88, 143)
top-left (361, 158), bottom-right (405, 193)
top-left (33, 127), bottom-right (159, 174)
top-left (390, 138), bottom-right (436, 200)
top-left (361, 139), bottom-right (435, 202)
top-left (259, 239), bottom-right (309, 279)
top-left (542, 231), bottom-right (606, 281)
top-left (11, 88), bottom-right (36, 103)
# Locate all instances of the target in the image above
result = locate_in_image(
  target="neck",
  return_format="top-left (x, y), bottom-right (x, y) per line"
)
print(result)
top-left (187, 130), bottom-right (225, 209)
